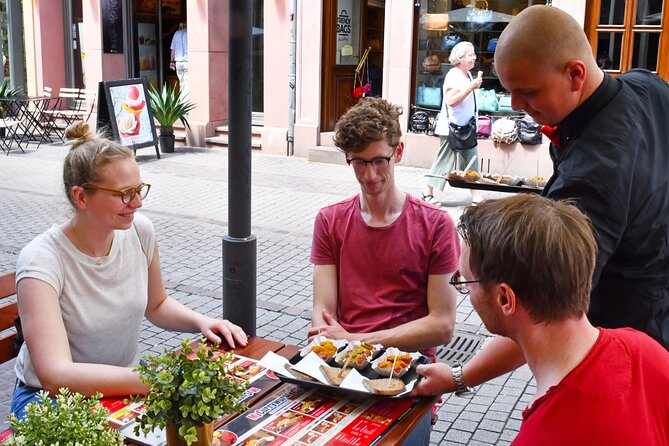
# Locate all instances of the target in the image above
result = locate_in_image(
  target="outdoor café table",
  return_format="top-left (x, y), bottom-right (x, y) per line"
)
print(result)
top-left (0, 96), bottom-right (59, 151)
top-left (121, 338), bottom-right (438, 445)
top-left (214, 345), bottom-right (439, 446)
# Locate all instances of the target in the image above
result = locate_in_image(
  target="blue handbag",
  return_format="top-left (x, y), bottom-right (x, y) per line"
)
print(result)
top-left (441, 34), bottom-right (462, 51)
top-left (416, 85), bottom-right (442, 109)
top-left (498, 95), bottom-right (513, 112)
top-left (487, 38), bottom-right (498, 53)
top-left (478, 89), bottom-right (499, 112)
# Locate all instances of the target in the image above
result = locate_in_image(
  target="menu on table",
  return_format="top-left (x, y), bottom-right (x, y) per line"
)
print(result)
top-left (101, 354), bottom-right (281, 446)
top-left (214, 384), bottom-right (416, 446)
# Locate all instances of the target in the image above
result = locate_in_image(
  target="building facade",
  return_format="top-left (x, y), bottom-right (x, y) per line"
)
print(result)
top-left (14, 1), bottom-right (669, 174)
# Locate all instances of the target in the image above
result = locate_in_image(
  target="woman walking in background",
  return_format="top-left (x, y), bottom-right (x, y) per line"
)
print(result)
top-left (422, 41), bottom-right (483, 206)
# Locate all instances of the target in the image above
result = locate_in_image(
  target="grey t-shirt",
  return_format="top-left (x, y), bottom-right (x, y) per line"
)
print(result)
top-left (14, 213), bottom-right (155, 388)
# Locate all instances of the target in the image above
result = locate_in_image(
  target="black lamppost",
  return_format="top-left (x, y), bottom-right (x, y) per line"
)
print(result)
top-left (223, 0), bottom-right (256, 336)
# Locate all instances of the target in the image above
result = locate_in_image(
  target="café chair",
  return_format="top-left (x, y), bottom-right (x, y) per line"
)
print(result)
top-left (0, 100), bottom-right (24, 155)
top-left (77, 89), bottom-right (97, 123)
top-left (0, 271), bottom-right (18, 364)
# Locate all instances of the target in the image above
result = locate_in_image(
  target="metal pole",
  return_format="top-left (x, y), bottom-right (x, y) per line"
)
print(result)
top-left (223, 0), bottom-right (256, 336)
top-left (287, 0), bottom-right (297, 156)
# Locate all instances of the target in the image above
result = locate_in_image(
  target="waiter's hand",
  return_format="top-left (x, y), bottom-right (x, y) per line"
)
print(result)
top-left (307, 310), bottom-right (352, 341)
top-left (411, 363), bottom-right (454, 396)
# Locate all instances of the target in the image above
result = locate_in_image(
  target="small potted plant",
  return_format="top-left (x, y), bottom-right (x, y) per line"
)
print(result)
top-left (5, 388), bottom-right (125, 445)
top-left (148, 83), bottom-right (195, 154)
top-left (134, 338), bottom-right (248, 446)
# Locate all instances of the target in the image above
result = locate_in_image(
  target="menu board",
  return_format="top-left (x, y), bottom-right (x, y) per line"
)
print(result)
top-left (102, 0), bottom-right (124, 53)
top-left (215, 385), bottom-right (415, 446)
top-left (97, 78), bottom-right (158, 152)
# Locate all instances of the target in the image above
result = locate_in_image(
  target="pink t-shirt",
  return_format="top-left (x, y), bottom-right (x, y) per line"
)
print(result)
top-left (311, 193), bottom-right (460, 360)
top-left (513, 328), bottom-right (669, 445)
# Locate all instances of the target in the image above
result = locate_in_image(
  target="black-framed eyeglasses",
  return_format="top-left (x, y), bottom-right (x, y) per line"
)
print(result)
top-left (82, 182), bottom-right (151, 204)
top-left (449, 270), bottom-right (486, 295)
top-left (346, 150), bottom-right (396, 172)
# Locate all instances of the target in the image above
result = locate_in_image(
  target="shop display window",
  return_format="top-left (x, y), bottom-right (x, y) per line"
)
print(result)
top-left (413, 0), bottom-right (546, 114)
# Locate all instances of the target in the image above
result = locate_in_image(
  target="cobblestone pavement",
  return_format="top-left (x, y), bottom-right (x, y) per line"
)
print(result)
top-left (0, 143), bottom-right (535, 444)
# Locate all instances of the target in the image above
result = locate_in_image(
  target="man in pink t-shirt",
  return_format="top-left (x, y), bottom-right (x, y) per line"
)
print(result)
top-left (413, 194), bottom-right (669, 444)
top-left (308, 97), bottom-right (460, 363)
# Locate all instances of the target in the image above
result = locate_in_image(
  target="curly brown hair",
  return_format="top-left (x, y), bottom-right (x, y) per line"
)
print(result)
top-left (332, 97), bottom-right (403, 153)
top-left (458, 194), bottom-right (597, 324)
top-left (62, 121), bottom-right (134, 207)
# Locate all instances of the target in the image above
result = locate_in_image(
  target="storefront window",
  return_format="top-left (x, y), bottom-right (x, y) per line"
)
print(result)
top-left (336, 0), bottom-right (362, 65)
top-left (413, 0), bottom-right (546, 112)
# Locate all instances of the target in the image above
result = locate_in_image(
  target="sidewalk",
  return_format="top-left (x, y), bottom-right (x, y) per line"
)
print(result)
top-left (0, 143), bottom-right (534, 444)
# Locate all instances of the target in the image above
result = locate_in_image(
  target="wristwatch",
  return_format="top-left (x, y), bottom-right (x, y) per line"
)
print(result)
top-left (452, 362), bottom-right (475, 398)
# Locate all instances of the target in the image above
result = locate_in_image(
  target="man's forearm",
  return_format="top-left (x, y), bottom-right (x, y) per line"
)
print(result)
top-left (462, 336), bottom-right (526, 387)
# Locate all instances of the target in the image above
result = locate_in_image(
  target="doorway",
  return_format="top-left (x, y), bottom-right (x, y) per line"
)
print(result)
top-left (129, 0), bottom-right (185, 90)
top-left (321, 0), bottom-right (385, 132)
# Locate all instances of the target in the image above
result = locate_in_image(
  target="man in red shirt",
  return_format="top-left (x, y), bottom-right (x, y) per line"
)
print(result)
top-left (308, 97), bottom-right (460, 364)
top-left (413, 194), bottom-right (669, 444)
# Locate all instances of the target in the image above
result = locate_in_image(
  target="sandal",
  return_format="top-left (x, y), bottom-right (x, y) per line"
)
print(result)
top-left (421, 193), bottom-right (437, 204)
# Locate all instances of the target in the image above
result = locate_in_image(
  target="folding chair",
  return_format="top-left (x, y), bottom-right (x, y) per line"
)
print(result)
top-left (78, 89), bottom-right (97, 123)
top-left (0, 271), bottom-right (18, 363)
top-left (0, 99), bottom-right (24, 155)
top-left (50, 88), bottom-right (85, 130)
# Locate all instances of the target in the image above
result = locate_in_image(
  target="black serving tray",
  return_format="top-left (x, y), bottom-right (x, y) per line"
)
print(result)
top-left (446, 178), bottom-right (542, 194)
top-left (278, 350), bottom-right (429, 399)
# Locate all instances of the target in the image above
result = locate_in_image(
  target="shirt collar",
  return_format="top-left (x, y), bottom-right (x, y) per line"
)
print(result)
top-left (558, 72), bottom-right (619, 146)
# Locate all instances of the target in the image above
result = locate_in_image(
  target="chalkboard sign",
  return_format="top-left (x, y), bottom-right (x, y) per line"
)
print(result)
top-left (97, 78), bottom-right (160, 159)
top-left (102, 0), bottom-right (124, 53)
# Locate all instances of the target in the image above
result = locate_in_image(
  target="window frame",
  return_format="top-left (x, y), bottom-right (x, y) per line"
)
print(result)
top-left (585, 0), bottom-right (669, 79)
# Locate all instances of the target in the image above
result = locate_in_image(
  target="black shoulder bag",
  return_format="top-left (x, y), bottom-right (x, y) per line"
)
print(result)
top-left (447, 73), bottom-right (478, 152)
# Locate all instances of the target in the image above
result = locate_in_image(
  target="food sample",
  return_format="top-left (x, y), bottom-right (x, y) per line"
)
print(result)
top-left (464, 170), bottom-right (481, 182)
top-left (285, 364), bottom-right (316, 382)
top-left (335, 341), bottom-right (378, 369)
top-left (310, 340), bottom-right (338, 360)
top-left (378, 353), bottom-right (412, 372)
top-left (363, 377), bottom-right (406, 396)
top-left (320, 365), bottom-right (351, 386)
top-left (477, 70), bottom-right (483, 80)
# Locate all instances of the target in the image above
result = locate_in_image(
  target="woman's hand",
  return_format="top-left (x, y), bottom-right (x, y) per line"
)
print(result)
top-left (470, 77), bottom-right (483, 91)
top-left (199, 317), bottom-right (248, 348)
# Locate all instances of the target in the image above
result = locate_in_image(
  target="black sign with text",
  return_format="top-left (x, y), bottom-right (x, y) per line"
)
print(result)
top-left (102, 0), bottom-right (123, 53)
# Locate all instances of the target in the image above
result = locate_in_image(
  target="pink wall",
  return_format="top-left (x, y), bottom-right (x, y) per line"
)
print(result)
top-left (32, 0), bottom-right (66, 94)
top-left (260, 0), bottom-right (293, 155)
top-left (185, 0), bottom-right (230, 145)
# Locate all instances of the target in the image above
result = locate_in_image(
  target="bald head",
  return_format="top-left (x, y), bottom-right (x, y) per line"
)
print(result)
top-left (495, 6), bottom-right (598, 74)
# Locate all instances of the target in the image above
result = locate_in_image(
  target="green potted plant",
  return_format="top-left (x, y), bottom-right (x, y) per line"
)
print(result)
top-left (148, 83), bottom-right (195, 154)
top-left (134, 338), bottom-right (248, 446)
top-left (0, 79), bottom-right (22, 124)
top-left (5, 388), bottom-right (125, 445)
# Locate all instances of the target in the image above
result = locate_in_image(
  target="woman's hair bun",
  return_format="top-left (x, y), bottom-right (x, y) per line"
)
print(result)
top-left (65, 121), bottom-right (96, 149)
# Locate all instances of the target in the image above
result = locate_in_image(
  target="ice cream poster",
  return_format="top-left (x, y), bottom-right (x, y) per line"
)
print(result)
top-left (104, 79), bottom-right (157, 148)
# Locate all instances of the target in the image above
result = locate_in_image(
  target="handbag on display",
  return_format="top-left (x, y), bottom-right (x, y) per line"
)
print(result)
top-left (416, 84), bottom-right (443, 109)
top-left (409, 110), bottom-right (431, 133)
top-left (468, 0), bottom-right (493, 24)
top-left (517, 115), bottom-right (543, 145)
top-left (478, 89), bottom-right (499, 112)
top-left (477, 115), bottom-right (491, 138)
top-left (448, 117), bottom-right (478, 151)
top-left (491, 117), bottom-right (519, 146)
top-left (487, 38), bottom-right (498, 53)
top-left (498, 95), bottom-right (513, 112)
top-left (441, 33), bottom-right (462, 51)
top-left (419, 13), bottom-right (449, 31)
top-left (420, 54), bottom-right (442, 74)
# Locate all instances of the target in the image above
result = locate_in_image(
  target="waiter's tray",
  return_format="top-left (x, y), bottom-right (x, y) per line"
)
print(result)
top-left (278, 351), bottom-right (429, 400)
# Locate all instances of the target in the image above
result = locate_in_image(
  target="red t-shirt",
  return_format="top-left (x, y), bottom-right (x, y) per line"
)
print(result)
top-left (513, 327), bottom-right (669, 445)
top-left (311, 193), bottom-right (460, 361)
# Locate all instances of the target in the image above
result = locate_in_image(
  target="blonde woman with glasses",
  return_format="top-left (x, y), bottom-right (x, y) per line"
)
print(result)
top-left (10, 121), bottom-right (247, 419)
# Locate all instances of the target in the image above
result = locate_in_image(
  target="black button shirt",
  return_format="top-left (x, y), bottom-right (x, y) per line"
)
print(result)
top-left (542, 70), bottom-right (669, 349)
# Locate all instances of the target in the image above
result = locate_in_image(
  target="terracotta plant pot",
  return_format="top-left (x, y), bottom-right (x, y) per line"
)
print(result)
top-left (166, 422), bottom-right (214, 446)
